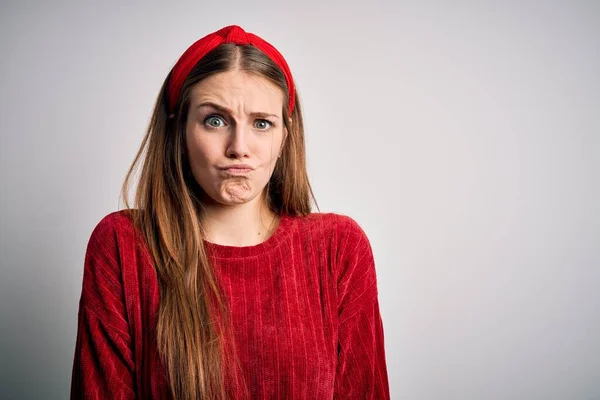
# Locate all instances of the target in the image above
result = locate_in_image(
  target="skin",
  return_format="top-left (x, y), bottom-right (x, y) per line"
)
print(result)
top-left (185, 69), bottom-right (289, 246)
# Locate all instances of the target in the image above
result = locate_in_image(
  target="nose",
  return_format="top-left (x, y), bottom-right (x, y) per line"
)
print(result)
top-left (225, 123), bottom-right (251, 159)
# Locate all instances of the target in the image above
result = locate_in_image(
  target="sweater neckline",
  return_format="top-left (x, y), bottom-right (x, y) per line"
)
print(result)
top-left (203, 213), bottom-right (293, 259)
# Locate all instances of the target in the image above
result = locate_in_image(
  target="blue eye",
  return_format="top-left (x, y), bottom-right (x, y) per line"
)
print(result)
top-left (254, 119), bottom-right (273, 130)
top-left (204, 115), bottom-right (226, 128)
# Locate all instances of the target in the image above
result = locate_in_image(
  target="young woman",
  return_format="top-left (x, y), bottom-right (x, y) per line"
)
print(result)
top-left (70, 25), bottom-right (390, 399)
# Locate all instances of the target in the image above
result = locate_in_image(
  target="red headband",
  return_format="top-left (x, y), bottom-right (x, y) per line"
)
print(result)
top-left (167, 25), bottom-right (296, 115)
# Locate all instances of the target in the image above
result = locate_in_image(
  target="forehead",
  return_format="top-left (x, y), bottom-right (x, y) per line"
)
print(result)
top-left (189, 70), bottom-right (284, 114)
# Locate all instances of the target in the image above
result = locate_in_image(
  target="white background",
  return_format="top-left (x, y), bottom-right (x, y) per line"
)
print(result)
top-left (1, 1), bottom-right (598, 398)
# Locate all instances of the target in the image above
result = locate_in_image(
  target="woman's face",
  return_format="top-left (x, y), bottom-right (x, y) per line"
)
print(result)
top-left (185, 69), bottom-right (286, 206)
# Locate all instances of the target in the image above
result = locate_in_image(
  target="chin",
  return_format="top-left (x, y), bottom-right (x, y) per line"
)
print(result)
top-left (221, 198), bottom-right (250, 205)
top-left (219, 183), bottom-right (256, 204)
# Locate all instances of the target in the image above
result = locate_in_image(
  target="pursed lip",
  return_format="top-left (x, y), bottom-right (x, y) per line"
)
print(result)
top-left (220, 164), bottom-right (254, 170)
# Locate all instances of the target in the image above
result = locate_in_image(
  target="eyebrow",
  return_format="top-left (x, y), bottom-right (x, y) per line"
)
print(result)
top-left (195, 101), bottom-right (280, 119)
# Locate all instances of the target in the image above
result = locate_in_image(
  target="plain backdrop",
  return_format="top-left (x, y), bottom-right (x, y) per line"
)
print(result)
top-left (1, 1), bottom-right (599, 399)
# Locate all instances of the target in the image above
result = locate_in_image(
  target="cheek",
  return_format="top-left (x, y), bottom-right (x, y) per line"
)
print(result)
top-left (188, 144), bottom-right (210, 168)
top-left (185, 139), bottom-right (218, 190)
top-left (186, 133), bottom-right (216, 168)
top-left (258, 131), bottom-right (284, 160)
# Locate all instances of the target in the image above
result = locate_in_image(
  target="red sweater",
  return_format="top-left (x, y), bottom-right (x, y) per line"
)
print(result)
top-left (70, 210), bottom-right (390, 399)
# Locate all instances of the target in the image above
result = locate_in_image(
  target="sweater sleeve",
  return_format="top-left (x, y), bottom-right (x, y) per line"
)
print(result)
top-left (333, 216), bottom-right (390, 399)
top-left (70, 214), bottom-right (136, 399)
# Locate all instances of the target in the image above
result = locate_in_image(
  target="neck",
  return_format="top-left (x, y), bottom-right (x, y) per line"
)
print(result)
top-left (200, 193), bottom-right (279, 247)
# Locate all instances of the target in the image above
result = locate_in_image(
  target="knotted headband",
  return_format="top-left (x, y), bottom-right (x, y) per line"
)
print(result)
top-left (167, 25), bottom-right (296, 115)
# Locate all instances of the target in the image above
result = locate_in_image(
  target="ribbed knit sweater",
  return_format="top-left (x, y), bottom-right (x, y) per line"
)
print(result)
top-left (70, 210), bottom-right (389, 399)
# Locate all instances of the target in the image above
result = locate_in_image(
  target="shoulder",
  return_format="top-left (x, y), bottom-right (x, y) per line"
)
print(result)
top-left (295, 212), bottom-right (369, 240)
top-left (84, 209), bottom-right (141, 264)
top-left (87, 209), bottom-right (140, 244)
top-left (294, 211), bottom-right (374, 272)
top-left (80, 210), bottom-right (143, 330)
top-left (301, 212), bottom-right (372, 254)
top-left (304, 213), bottom-right (379, 317)
top-left (90, 209), bottom-right (137, 235)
